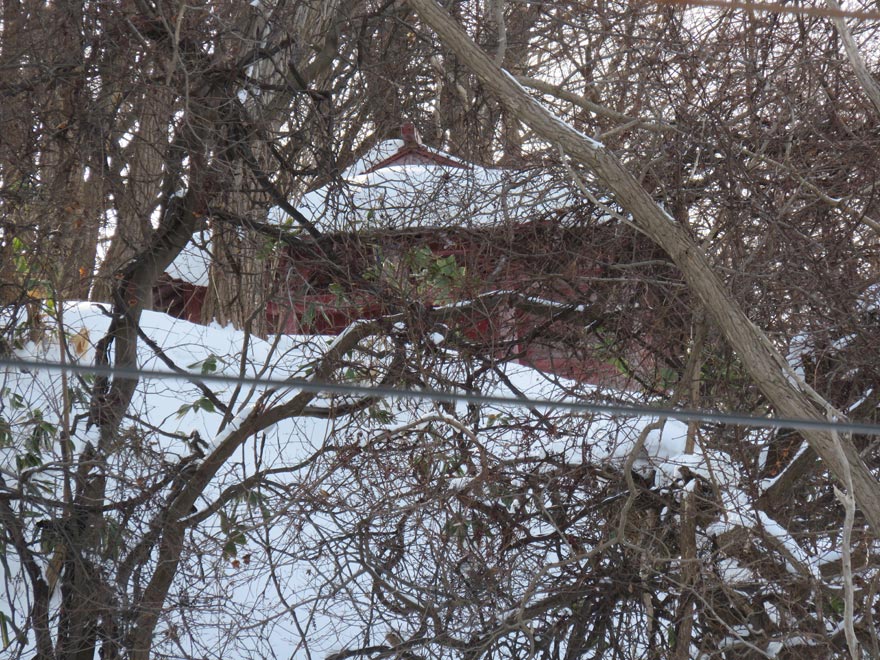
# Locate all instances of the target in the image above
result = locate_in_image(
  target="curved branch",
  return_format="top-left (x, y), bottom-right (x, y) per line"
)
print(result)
top-left (406, 0), bottom-right (880, 534)
top-left (127, 316), bottom-right (383, 658)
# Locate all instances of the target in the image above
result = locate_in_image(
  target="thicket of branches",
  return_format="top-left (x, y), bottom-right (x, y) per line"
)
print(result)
top-left (3, 0), bottom-right (880, 658)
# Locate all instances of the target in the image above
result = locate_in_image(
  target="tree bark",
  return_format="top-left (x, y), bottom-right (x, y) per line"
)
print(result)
top-left (0, 0), bottom-right (104, 302)
top-left (407, 0), bottom-right (880, 535)
top-left (200, 0), bottom-right (342, 331)
top-left (827, 0), bottom-right (880, 118)
top-left (92, 86), bottom-right (174, 303)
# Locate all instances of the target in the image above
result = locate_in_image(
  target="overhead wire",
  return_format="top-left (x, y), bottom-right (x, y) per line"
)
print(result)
top-left (2, 356), bottom-right (880, 436)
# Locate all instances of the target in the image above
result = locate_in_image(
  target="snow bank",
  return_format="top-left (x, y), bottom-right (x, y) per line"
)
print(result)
top-left (0, 303), bottom-right (831, 659)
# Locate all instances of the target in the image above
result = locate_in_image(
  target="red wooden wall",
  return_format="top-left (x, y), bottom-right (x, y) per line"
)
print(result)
top-left (155, 218), bottom-right (661, 390)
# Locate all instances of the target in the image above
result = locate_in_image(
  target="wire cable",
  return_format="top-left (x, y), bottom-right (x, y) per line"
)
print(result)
top-left (2, 356), bottom-right (879, 436)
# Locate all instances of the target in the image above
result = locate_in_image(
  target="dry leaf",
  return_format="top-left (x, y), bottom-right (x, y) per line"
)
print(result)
top-left (70, 328), bottom-right (90, 357)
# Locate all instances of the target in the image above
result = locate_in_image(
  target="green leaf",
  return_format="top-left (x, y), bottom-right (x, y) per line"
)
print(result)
top-left (177, 396), bottom-right (216, 417)
top-left (328, 282), bottom-right (345, 299)
top-left (16, 452), bottom-right (42, 471)
top-left (12, 237), bottom-right (29, 275)
top-left (101, 519), bottom-right (126, 560)
top-left (368, 406), bottom-right (393, 423)
top-left (0, 610), bottom-right (10, 649)
top-left (408, 247), bottom-right (432, 270)
top-left (194, 397), bottom-right (215, 413)
top-left (240, 490), bottom-right (272, 523)
top-left (0, 418), bottom-right (11, 447)
top-left (187, 354), bottom-right (219, 374)
top-left (301, 303), bottom-right (316, 327)
top-left (219, 510), bottom-right (248, 558)
top-left (222, 539), bottom-right (239, 559)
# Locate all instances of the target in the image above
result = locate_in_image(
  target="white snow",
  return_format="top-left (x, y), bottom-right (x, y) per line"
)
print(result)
top-left (817, 547), bottom-right (843, 566)
top-left (280, 154), bottom-right (578, 233)
top-left (716, 557), bottom-right (755, 585)
top-left (858, 283), bottom-right (880, 312)
top-left (756, 511), bottom-right (819, 577)
top-left (0, 303), bottom-right (607, 658)
top-left (760, 442), bottom-right (809, 491)
top-left (0, 302), bottom-right (839, 658)
top-left (848, 388), bottom-right (873, 411)
top-left (831, 333), bottom-right (857, 350)
top-left (766, 635), bottom-right (818, 657)
top-left (209, 403), bottom-right (256, 450)
top-left (446, 476), bottom-right (472, 491)
top-left (166, 227), bottom-right (211, 287)
top-left (167, 141), bottom-right (583, 286)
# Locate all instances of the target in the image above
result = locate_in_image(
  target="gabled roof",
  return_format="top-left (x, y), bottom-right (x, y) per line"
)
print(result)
top-left (278, 131), bottom-right (577, 233)
top-left (362, 143), bottom-right (468, 173)
top-left (351, 123), bottom-right (469, 175)
top-left (168, 131), bottom-right (580, 285)
top-left (287, 161), bottom-right (573, 232)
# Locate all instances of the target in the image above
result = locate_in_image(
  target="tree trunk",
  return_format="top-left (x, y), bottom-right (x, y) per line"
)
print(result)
top-left (92, 87), bottom-right (174, 302)
top-left (200, 0), bottom-right (341, 331)
top-left (0, 0), bottom-right (104, 303)
top-left (408, 0), bottom-right (880, 535)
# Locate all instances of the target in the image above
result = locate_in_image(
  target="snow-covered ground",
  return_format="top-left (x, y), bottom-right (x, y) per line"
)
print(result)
top-left (0, 303), bottom-right (841, 658)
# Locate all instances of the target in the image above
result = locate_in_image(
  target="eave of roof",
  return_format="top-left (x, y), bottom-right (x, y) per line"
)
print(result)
top-left (361, 144), bottom-right (469, 174)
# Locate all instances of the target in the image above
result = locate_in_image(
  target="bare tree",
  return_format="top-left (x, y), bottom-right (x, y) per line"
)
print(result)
top-left (4, 1), bottom-right (880, 659)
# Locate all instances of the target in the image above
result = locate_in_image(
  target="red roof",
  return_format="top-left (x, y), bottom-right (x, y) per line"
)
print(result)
top-left (362, 122), bottom-right (468, 174)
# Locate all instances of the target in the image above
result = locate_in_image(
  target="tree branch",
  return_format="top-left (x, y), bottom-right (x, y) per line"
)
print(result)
top-left (827, 0), bottom-right (880, 118)
top-left (407, 0), bottom-right (880, 535)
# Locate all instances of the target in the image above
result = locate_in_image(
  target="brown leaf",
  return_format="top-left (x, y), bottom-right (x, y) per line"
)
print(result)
top-left (70, 328), bottom-right (90, 357)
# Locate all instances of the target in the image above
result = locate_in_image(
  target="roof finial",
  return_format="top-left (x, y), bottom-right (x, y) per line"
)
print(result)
top-left (401, 121), bottom-right (422, 146)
